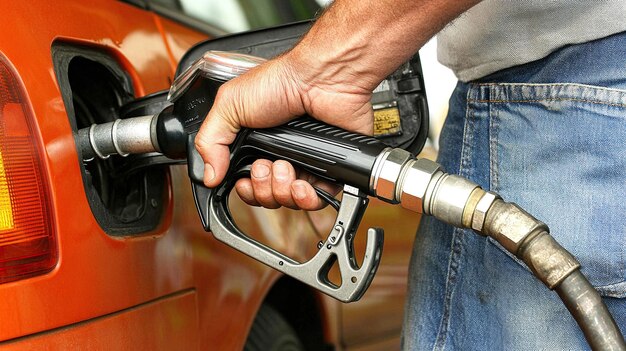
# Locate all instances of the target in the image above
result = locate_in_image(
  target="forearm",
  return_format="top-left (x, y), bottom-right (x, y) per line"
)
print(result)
top-left (287, 0), bottom-right (480, 92)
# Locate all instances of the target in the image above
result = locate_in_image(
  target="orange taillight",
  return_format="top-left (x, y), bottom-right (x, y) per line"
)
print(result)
top-left (0, 54), bottom-right (57, 284)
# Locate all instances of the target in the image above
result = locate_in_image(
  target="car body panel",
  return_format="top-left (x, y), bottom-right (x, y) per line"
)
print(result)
top-left (3, 290), bottom-right (199, 351)
top-left (1, 0), bottom-right (177, 340)
top-left (155, 16), bottom-right (209, 68)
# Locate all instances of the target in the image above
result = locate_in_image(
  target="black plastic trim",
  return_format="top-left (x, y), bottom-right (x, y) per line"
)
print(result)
top-left (52, 42), bottom-right (167, 236)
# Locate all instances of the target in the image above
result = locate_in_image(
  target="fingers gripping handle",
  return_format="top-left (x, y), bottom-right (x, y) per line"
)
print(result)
top-left (207, 181), bottom-right (383, 302)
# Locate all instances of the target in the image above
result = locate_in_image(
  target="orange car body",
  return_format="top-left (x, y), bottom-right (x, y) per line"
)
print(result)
top-left (0, 1), bottom-right (419, 350)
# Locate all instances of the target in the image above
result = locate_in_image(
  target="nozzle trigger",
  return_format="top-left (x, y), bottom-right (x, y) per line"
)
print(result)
top-left (197, 176), bottom-right (383, 302)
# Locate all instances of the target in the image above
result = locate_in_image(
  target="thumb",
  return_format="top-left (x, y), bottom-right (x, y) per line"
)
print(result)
top-left (194, 106), bottom-right (239, 187)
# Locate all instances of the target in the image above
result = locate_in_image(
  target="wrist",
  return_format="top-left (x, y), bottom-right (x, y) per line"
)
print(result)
top-left (281, 44), bottom-right (322, 92)
top-left (288, 33), bottom-right (377, 89)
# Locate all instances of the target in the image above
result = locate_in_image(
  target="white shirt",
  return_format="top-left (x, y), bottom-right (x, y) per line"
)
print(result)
top-left (437, 1), bottom-right (626, 82)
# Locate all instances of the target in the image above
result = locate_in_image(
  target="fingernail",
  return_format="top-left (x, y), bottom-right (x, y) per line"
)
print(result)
top-left (274, 162), bottom-right (288, 180)
top-left (205, 163), bottom-right (215, 182)
top-left (252, 164), bottom-right (270, 178)
top-left (292, 183), bottom-right (306, 200)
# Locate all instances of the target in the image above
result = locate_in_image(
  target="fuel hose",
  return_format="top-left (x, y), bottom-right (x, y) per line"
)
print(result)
top-left (370, 148), bottom-right (626, 351)
top-left (557, 271), bottom-right (625, 350)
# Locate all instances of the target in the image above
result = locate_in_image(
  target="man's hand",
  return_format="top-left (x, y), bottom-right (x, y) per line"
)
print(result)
top-left (194, 0), bottom-right (480, 211)
top-left (195, 50), bottom-right (374, 210)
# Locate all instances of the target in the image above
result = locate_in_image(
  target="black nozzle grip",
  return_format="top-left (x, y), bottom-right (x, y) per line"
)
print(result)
top-left (237, 117), bottom-right (388, 191)
top-left (188, 117), bottom-right (390, 230)
top-left (189, 117), bottom-right (389, 192)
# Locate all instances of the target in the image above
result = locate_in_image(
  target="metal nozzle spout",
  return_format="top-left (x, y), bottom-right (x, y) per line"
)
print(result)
top-left (77, 114), bottom-right (159, 161)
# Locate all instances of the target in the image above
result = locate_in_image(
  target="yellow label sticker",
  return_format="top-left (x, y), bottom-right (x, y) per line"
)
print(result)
top-left (373, 107), bottom-right (402, 137)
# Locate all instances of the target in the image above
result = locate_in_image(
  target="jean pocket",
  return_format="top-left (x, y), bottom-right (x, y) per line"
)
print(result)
top-left (481, 83), bottom-right (626, 298)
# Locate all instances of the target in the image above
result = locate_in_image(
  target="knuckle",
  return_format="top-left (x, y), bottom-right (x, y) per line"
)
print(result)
top-left (194, 136), bottom-right (208, 153)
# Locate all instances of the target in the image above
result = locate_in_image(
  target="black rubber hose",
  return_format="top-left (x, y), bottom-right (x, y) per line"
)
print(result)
top-left (555, 271), bottom-right (626, 350)
top-left (479, 200), bottom-right (625, 350)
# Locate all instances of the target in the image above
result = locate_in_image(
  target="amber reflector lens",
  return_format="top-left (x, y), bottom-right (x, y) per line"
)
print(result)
top-left (0, 55), bottom-right (57, 284)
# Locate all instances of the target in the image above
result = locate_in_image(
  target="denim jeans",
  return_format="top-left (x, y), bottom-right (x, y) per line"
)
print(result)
top-left (402, 31), bottom-right (626, 350)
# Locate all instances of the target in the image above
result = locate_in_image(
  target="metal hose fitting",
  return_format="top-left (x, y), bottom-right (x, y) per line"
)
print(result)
top-left (370, 150), bottom-right (478, 227)
top-left (369, 148), bottom-right (412, 203)
top-left (370, 148), bottom-right (445, 213)
top-left (424, 173), bottom-right (479, 228)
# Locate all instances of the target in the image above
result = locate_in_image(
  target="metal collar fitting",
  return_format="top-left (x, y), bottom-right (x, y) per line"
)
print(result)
top-left (471, 191), bottom-right (500, 233)
top-left (370, 148), bottom-right (412, 203)
top-left (397, 158), bottom-right (442, 213)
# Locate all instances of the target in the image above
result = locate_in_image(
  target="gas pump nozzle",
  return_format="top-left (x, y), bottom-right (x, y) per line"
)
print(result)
top-left (175, 52), bottom-right (387, 302)
top-left (79, 51), bottom-right (388, 302)
top-left (77, 51), bottom-right (625, 349)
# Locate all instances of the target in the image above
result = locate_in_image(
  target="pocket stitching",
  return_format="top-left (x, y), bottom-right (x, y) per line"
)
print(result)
top-left (487, 94), bottom-right (532, 276)
top-left (469, 97), bottom-right (626, 108)
top-left (477, 82), bottom-right (626, 95)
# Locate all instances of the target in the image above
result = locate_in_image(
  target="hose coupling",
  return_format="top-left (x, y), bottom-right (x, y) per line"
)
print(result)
top-left (458, 189), bottom-right (501, 233)
top-left (482, 199), bottom-right (548, 255)
top-left (398, 158), bottom-right (444, 214)
top-left (369, 148), bottom-right (448, 215)
top-left (370, 148), bottom-right (412, 203)
top-left (520, 231), bottom-right (580, 289)
top-left (480, 199), bottom-right (580, 289)
top-left (424, 173), bottom-right (479, 228)
top-left (370, 148), bottom-right (480, 228)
